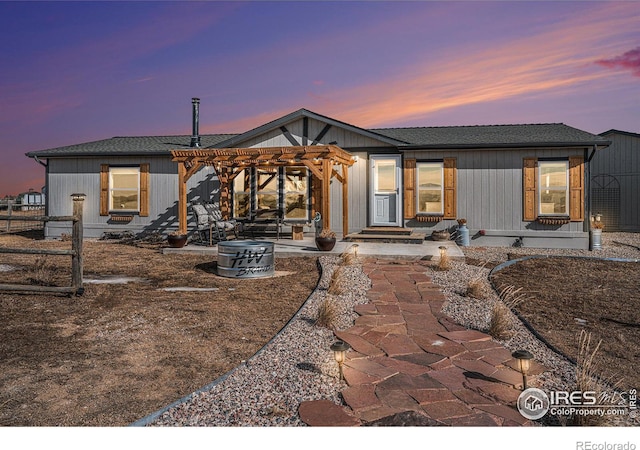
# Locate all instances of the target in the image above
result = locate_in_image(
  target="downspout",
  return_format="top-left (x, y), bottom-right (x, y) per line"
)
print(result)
top-left (33, 156), bottom-right (47, 168)
top-left (33, 156), bottom-right (50, 225)
top-left (584, 147), bottom-right (592, 234)
top-left (585, 145), bottom-right (597, 249)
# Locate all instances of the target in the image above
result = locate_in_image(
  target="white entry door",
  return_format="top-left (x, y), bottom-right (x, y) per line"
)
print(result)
top-left (370, 155), bottom-right (402, 226)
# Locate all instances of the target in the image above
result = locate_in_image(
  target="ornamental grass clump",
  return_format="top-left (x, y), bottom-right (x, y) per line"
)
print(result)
top-left (488, 285), bottom-right (529, 340)
top-left (573, 330), bottom-right (623, 426)
top-left (465, 262), bottom-right (489, 299)
top-left (340, 244), bottom-right (360, 266)
top-left (315, 296), bottom-right (337, 330)
top-left (328, 266), bottom-right (346, 295)
top-left (436, 252), bottom-right (451, 271)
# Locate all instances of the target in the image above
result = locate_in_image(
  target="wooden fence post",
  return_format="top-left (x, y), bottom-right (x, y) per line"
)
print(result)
top-left (71, 193), bottom-right (85, 295)
top-left (6, 199), bottom-right (12, 232)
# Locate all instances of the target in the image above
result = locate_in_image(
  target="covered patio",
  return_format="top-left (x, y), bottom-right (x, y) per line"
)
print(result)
top-left (171, 145), bottom-right (356, 238)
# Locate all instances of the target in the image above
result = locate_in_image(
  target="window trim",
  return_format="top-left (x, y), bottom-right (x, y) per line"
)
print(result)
top-left (537, 159), bottom-right (570, 217)
top-left (416, 161), bottom-right (445, 216)
top-left (100, 163), bottom-right (149, 217)
top-left (403, 157), bottom-right (456, 220)
top-left (523, 156), bottom-right (583, 223)
top-left (108, 166), bottom-right (141, 213)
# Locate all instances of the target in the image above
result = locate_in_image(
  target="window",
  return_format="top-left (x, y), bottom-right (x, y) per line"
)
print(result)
top-left (232, 169), bottom-right (251, 218)
top-left (100, 163), bottom-right (149, 217)
top-left (232, 167), bottom-right (310, 221)
top-left (523, 157), bottom-right (583, 222)
top-left (538, 161), bottom-right (569, 215)
top-left (284, 167), bottom-right (308, 220)
top-left (256, 168), bottom-right (278, 211)
top-left (109, 167), bottom-right (140, 212)
top-left (403, 158), bottom-right (456, 220)
top-left (417, 162), bottom-right (444, 214)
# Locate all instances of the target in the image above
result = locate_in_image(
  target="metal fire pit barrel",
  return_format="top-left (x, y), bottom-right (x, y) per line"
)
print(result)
top-left (217, 241), bottom-right (275, 278)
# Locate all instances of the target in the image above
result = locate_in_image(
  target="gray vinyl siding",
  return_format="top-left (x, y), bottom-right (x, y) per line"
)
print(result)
top-left (403, 147), bottom-right (588, 236)
top-left (44, 156), bottom-right (218, 238)
top-left (591, 132), bottom-right (640, 231)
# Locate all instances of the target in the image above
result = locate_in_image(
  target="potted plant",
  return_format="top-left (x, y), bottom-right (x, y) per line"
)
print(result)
top-left (315, 228), bottom-right (337, 251)
top-left (167, 230), bottom-right (188, 248)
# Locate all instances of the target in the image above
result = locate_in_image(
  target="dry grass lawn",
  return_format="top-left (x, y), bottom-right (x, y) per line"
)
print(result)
top-left (0, 232), bottom-right (319, 426)
top-left (490, 257), bottom-right (640, 392)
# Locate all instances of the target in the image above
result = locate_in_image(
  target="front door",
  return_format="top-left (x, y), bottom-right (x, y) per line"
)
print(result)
top-left (370, 155), bottom-right (402, 226)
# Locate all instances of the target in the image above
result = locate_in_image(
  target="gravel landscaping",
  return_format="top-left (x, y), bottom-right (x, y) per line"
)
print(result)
top-left (146, 232), bottom-right (639, 427)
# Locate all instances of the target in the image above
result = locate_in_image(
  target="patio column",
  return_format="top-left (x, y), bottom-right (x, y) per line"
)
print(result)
top-left (178, 162), bottom-right (188, 234)
top-left (322, 159), bottom-right (331, 230)
top-left (342, 163), bottom-right (349, 237)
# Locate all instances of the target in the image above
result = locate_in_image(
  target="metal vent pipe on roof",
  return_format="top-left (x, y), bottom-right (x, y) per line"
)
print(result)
top-left (190, 97), bottom-right (201, 148)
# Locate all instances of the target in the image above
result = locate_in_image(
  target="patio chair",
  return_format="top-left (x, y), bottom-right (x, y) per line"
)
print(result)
top-left (191, 201), bottom-right (239, 245)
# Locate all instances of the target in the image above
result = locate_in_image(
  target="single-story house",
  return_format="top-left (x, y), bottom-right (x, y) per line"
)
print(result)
top-left (26, 101), bottom-right (611, 249)
top-left (591, 129), bottom-right (640, 232)
top-left (16, 188), bottom-right (46, 210)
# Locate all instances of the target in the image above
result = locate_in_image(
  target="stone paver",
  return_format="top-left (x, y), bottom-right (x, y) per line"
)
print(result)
top-left (300, 261), bottom-right (540, 427)
top-left (298, 400), bottom-right (362, 426)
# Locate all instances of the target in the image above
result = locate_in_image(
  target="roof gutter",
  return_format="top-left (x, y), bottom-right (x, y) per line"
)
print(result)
top-left (398, 141), bottom-right (611, 150)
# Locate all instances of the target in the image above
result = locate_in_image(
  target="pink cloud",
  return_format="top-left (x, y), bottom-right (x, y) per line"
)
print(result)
top-left (596, 47), bottom-right (640, 77)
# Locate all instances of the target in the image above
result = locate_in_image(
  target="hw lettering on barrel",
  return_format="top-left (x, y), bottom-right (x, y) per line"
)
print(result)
top-left (230, 248), bottom-right (267, 268)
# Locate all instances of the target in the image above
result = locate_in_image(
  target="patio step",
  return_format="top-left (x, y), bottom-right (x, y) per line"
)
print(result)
top-left (344, 230), bottom-right (426, 244)
top-left (359, 227), bottom-right (413, 236)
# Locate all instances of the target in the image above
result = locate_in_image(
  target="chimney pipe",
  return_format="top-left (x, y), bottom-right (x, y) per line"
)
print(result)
top-left (190, 97), bottom-right (201, 148)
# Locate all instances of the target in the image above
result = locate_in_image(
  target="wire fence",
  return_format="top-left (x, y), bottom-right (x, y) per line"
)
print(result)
top-left (0, 200), bottom-right (45, 234)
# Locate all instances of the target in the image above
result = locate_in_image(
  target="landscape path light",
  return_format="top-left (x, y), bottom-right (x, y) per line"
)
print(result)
top-left (512, 350), bottom-right (534, 390)
top-left (438, 246), bottom-right (447, 259)
top-left (330, 340), bottom-right (350, 380)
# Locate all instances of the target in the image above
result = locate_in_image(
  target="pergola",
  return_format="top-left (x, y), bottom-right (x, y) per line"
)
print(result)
top-left (171, 145), bottom-right (356, 237)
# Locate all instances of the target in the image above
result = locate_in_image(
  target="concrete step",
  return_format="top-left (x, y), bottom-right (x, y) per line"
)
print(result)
top-left (344, 232), bottom-right (426, 244)
top-left (359, 227), bottom-right (413, 236)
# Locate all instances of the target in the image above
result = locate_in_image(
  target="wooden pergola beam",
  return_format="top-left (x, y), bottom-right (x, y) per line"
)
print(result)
top-left (171, 145), bottom-right (355, 237)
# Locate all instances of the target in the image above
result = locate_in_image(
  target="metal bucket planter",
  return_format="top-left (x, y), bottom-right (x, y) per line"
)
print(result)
top-left (457, 225), bottom-right (470, 247)
top-left (590, 229), bottom-right (602, 251)
top-left (217, 241), bottom-right (275, 278)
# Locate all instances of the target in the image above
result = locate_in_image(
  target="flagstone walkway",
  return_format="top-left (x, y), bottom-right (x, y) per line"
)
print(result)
top-left (299, 259), bottom-right (545, 426)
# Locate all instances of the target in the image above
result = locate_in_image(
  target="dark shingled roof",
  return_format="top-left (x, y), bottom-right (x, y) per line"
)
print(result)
top-left (26, 112), bottom-right (608, 158)
top-left (372, 123), bottom-right (608, 148)
top-left (26, 134), bottom-right (237, 158)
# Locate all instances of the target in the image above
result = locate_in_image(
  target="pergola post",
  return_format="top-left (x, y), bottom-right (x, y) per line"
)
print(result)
top-left (342, 163), bottom-right (349, 237)
top-left (322, 159), bottom-right (331, 231)
top-left (178, 162), bottom-right (188, 234)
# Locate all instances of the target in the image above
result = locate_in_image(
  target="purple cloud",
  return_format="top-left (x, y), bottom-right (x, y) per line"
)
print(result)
top-left (596, 46), bottom-right (640, 77)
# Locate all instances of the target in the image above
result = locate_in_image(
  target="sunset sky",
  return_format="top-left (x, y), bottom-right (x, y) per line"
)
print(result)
top-left (1, 1), bottom-right (638, 198)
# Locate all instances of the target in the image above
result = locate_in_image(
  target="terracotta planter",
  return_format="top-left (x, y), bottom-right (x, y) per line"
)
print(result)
top-left (315, 237), bottom-right (336, 251)
top-left (167, 234), bottom-right (188, 248)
